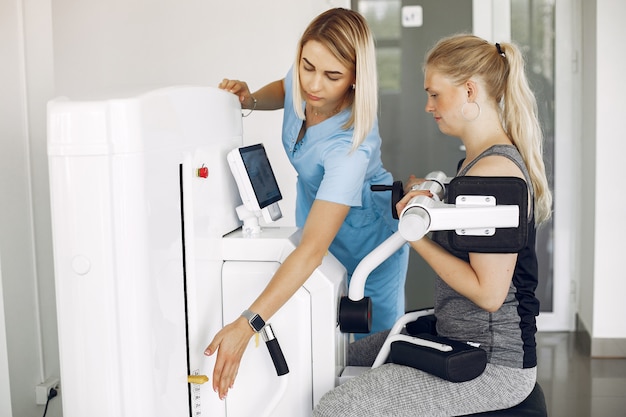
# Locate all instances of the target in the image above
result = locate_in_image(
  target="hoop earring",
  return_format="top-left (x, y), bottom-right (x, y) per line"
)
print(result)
top-left (461, 101), bottom-right (481, 122)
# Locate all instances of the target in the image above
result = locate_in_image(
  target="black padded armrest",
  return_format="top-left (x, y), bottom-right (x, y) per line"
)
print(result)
top-left (405, 312), bottom-right (437, 336)
top-left (446, 176), bottom-right (528, 253)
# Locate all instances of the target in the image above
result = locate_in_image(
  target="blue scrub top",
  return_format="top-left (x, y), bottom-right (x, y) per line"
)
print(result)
top-left (281, 68), bottom-right (409, 334)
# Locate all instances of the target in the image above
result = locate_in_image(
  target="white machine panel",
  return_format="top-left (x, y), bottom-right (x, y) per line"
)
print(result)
top-left (222, 228), bottom-right (348, 415)
top-left (222, 261), bottom-right (312, 416)
top-left (47, 86), bottom-right (348, 417)
top-left (48, 87), bottom-right (242, 417)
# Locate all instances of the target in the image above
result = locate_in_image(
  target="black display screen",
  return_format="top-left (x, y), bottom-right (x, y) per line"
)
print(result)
top-left (238, 144), bottom-right (282, 209)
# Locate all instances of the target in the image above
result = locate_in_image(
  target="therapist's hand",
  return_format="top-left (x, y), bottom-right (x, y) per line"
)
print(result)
top-left (218, 79), bottom-right (255, 109)
top-left (204, 316), bottom-right (254, 400)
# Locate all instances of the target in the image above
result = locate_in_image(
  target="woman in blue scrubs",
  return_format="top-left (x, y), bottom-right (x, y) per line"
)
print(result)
top-left (204, 7), bottom-right (408, 400)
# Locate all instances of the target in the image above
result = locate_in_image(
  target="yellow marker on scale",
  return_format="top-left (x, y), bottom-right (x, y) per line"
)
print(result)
top-left (187, 375), bottom-right (209, 385)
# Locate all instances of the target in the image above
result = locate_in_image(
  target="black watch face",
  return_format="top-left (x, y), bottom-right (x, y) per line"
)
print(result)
top-left (250, 315), bottom-right (265, 331)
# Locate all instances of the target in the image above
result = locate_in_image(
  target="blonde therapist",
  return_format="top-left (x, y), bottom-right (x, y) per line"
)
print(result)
top-left (204, 8), bottom-right (409, 400)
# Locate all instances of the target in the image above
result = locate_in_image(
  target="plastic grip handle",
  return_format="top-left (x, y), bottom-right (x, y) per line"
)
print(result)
top-left (398, 206), bottom-right (430, 241)
top-left (265, 338), bottom-right (289, 376)
top-left (370, 184), bottom-right (394, 192)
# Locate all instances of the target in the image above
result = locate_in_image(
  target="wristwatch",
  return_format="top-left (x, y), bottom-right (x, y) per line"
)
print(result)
top-left (241, 309), bottom-right (266, 332)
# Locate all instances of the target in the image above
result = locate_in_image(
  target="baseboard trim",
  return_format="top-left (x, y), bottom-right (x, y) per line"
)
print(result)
top-left (575, 314), bottom-right (626, 358)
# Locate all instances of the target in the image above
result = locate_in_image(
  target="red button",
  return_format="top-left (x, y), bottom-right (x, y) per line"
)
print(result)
top-left (197, 166), bottom-right (209, 178)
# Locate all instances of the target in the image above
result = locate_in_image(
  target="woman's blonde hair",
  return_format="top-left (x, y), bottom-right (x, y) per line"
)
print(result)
top-left (292, 8), bottom-right (378, 150)
top-left (425, 34), bottom-right (552, 224)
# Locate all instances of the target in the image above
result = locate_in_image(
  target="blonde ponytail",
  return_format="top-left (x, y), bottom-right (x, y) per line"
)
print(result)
top-left (425, 35), bottom-right (552, 224)
top-left (499, 42), bottom-right (552, 224)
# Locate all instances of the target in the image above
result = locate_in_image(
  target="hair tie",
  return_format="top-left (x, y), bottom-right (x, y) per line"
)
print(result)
top-left (495, 43), bottom-right (506, 58)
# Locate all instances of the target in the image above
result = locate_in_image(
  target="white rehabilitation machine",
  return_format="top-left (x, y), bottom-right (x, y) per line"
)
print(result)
top-left (47, 86), bottom-right (347, 417)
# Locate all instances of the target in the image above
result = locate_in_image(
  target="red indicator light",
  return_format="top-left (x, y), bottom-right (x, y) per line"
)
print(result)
top-left (197, 166), bottom-right (209, 178)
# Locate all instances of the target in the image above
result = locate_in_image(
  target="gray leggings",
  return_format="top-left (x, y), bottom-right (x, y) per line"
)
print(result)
top-left (313, 332), bottom-right (536, 417)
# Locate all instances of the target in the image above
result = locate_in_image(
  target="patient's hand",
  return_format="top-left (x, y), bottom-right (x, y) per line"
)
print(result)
top-left (403, 175), bottom-right (425, 194)
top-left (395, 188), bottom-right (433, 218)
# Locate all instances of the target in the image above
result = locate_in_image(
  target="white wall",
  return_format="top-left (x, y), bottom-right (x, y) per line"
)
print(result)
top-left (1, 0), bottom-right (624, 415)
top-left (578, 0), bottom-right (626, 351)
top-left (575, 0), bottom-right (626, 357)
top-left (0, 258), bottom-right (13, 417)
top-left (0, 1), bottom-right (54, 416)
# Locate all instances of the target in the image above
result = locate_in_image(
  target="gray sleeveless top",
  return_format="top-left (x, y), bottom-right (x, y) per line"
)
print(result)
top-left (432, 144), bottom-right (540, 369)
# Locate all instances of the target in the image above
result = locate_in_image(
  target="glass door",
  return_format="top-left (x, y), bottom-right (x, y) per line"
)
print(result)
top-left (353, 0), bottom-right (575, 330)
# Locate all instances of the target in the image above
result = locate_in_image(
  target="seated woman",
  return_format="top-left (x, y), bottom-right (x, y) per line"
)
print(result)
top-left (313, 33), bottom-right (552, 417)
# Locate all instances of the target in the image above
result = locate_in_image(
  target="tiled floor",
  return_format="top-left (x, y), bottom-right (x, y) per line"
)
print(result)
top-left (536, 332), bottom-right (626, 417)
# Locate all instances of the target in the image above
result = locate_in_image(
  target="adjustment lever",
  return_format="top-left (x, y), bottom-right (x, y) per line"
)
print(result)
top-left (261, 324), bottom-right (289, 376)
top-left (371, 180), bottom-right (405, 219)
